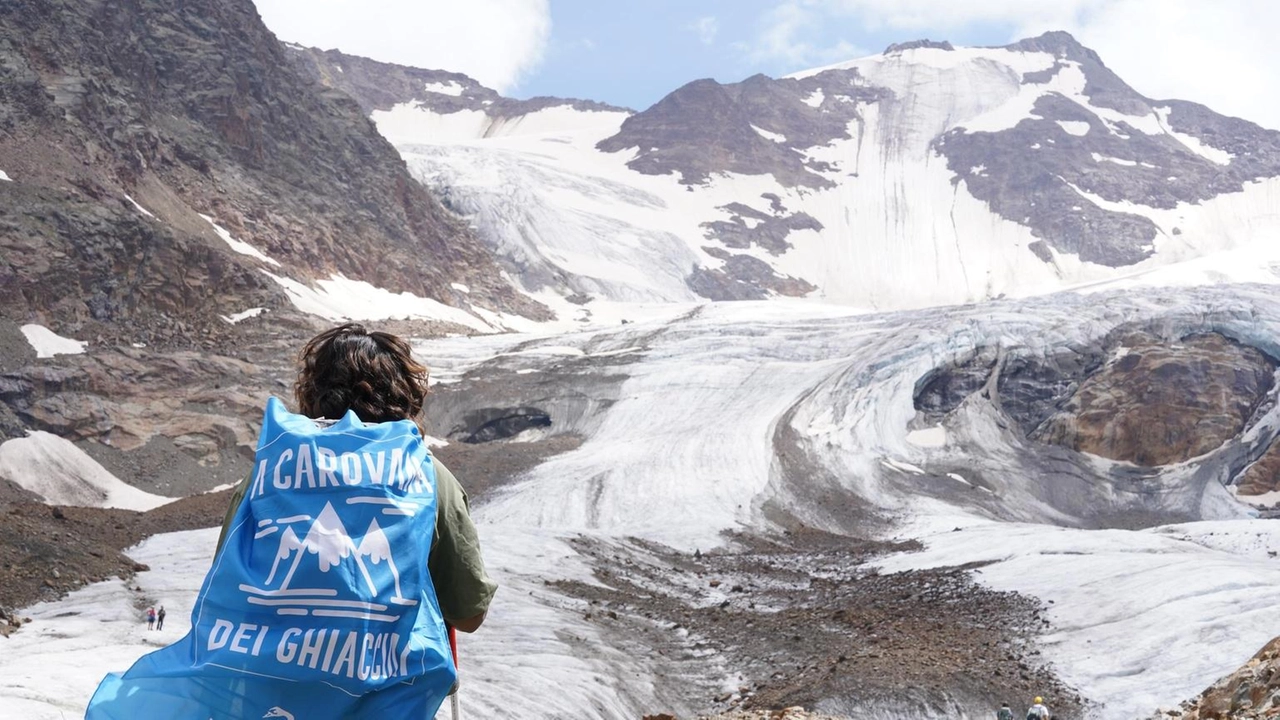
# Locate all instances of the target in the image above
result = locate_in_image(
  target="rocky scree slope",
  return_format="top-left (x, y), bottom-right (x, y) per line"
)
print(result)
top-left (286, 46), bottom-right (628, 127)
top-left (0, 0), bottom-right (542, 339)
top-left (0, 0), bottom-right (551, 510)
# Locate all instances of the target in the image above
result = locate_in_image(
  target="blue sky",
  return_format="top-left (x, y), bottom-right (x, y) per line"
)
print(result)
top-left (515, 0), bottom-right (1008, 109)
top-left (253, 1), bottom-right (1280, 128)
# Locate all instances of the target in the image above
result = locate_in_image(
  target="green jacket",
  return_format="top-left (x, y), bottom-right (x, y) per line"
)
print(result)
top-left (215, 456), bottom-right (497, 625)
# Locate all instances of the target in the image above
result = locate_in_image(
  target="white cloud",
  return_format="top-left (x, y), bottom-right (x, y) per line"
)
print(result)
top-left (252, 0), bottom-right (551, 92)
top-left (755, 0), bottom-right (1280, 129)
top-left (689, 16), bottom-right (720, 45)
top-left (748, 2), bottom-right (868, 67)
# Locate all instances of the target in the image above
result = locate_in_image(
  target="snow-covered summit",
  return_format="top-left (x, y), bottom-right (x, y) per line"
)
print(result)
top-left (305, 32), bottom-right (1280, 315)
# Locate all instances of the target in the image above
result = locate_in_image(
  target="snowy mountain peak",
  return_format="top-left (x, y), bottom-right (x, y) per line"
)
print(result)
top-left (294, 32), bottom-right (1280, 314)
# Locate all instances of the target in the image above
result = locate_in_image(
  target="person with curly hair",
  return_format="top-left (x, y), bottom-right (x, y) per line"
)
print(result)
top-left (215, 322), bottom-right (496, 633)
top-left (87, 323), bottom-right (494, 719)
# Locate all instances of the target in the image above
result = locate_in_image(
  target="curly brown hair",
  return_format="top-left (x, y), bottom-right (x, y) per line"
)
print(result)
top-left (294, 323), bottom-right (429, 434)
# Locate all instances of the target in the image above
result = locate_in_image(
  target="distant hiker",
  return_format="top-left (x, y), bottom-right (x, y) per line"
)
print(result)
top-left (155, 606), bottom-right (165, 630)
top-left (997, 702), bottom-right (1014, 720)
top-left (1027, 697), bottom-right (1050, 719)
top-left (87, 323), bottom-right (496, 720)
top-left (145, 607), bottom-right (155, 630)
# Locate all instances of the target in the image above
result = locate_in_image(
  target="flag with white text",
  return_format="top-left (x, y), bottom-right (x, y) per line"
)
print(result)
top-left (86, 397), bottom-right (455, 720)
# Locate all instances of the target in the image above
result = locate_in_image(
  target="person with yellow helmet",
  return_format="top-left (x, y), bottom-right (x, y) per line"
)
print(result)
top-left (1027, 696), bottom-right (1050, 719)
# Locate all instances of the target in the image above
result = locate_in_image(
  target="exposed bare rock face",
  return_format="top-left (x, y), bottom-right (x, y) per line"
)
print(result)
top-left (1157, 636), bottom-right (1280, 719)
top-left (0, 0), bottom-right (543, 337)
top-left (597, 73), bottom-right (885, 189)
top-left (936, 32), bottom-right (1280, 267)
top-left (916, 331), bottom-right (1277, 468)
top-left (1235, 439), bottom-right (1280, 497)
top-left (1033, 334), bottom-right (1275, 466)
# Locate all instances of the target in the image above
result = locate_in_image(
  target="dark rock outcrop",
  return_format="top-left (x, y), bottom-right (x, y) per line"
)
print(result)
top-left (702, 202), bottom-right (823, 256)
top-left (1235, 438), bottom-right (1280, 497)
top-left (1033, 334), bottom-right (1275, 466)
top-left (596, 72), bottom-right (886, 188)
top-left (884, 39), bottom-right (955, 54)
top-left (688, 249), bottom-right (816, 301)
top-left (916, 332), bottom-right (1277, 468)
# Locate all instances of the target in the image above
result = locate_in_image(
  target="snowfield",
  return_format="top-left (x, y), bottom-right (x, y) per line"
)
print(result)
top-left (0, 431), bottom-right (173, 510)
top-left (6, 285), bottom-right (1280, 718)
top-left (20, 323), bottom-right (87, 358)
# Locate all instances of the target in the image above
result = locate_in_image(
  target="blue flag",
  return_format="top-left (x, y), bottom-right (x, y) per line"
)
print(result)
top-left (87, 398), bottom-right (456, 719)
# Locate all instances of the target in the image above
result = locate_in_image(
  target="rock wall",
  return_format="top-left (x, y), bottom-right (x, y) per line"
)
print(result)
top-left (1033, 333), bottom-right (1276, 466)
top-left (916, 331), bottom-right (1277, 468)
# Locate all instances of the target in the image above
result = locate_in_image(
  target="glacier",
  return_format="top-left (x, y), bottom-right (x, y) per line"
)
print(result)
top-left (7, 285), bottom-right (1280, 718)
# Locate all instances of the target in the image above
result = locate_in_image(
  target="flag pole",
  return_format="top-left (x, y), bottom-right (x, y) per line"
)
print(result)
top-left (448, 626), bottom-right (460, 720)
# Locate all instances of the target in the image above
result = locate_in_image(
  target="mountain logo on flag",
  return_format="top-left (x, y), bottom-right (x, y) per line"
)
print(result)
top-left (240, 498), bottom-right (420, 623)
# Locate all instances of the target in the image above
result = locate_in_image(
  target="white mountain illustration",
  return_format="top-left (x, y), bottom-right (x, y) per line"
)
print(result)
top-left (356, 518), bottom-right (405, 600)
top-left (274, 501), bottom-right (378, 595)
top-left (263, 525), bottom-right (302, 586)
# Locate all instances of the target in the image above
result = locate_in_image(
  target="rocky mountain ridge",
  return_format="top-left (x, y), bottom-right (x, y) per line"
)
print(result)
top-left (0, 0), bottom-right (556, 495)
top-left (0, 0), bottom-right (542, 341)
top-left (319, 31), bottom-right (1280, 308)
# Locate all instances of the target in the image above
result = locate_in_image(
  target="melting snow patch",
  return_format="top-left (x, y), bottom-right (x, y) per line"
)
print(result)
top-left (199, 214), bottom-right (280, 267)
top-left (0, 169), bottom-right (11, 181)
top-left (124, 194), bottom-right (155, 218)
top-left (806, 408), bottom-right (841, 436)
top-left (0, 432), bottom-right (174, 510)
top-left (1091, 152), bottom-right (1137, 167)
top-left (219, 307), bottom-right (266, 324)
top-left (265, 272), bottom-right (499, 332)
top-left (500, 345), bottom-right (586, 358)
top-left (451, 282), bottom-right (471, 294)
top-left (803, 89), bottom-right (824, 108)
top-left (946, 472), bottom-right (972, 487)
top-left (906, 425), bottom-right (948, 448)
top-left (1057, 120), bottom-right (1090, 136)
top-left (751, 124), bottom-right (786, 143)
top-left (20, 324), bottom-right (87, 358)
top-left (424, 80), bottom-right (465, 96)
top-left (881, 458), bottom-right (926, 475)
top-left (1155, 107), bottom-right (1234, 165)
top-left (969, 164), bottom-right (987, 176)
